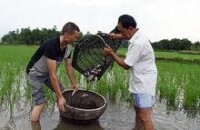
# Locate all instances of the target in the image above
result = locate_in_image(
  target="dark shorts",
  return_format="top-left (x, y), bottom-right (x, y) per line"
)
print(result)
top-left (132, 93), bottom-right (155, 108)
top-left (26, 74), bottom-right (65, 105)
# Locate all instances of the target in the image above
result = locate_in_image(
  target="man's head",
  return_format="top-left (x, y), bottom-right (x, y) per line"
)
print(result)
top-left (61, 22), bottom-right (80, 44)
top-left (117, 14), bottom-right (137, 40)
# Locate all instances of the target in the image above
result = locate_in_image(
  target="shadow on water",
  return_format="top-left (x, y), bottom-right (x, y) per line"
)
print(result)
top-left (30, 120), bottom-right (104, 130)
top-left (52, 120), bottom-right (104, 130)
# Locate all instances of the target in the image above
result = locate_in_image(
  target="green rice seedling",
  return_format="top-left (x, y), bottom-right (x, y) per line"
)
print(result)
top-left (183, 73), bottom-right (200, 110)
top-left (155, 51), bottom-right (200, 61)
top-left (0, 45), bottom-right (199, 115)
top-left (111, 65), bottom-right (129, 101)
top-left (157, 71), bottom-right (179, 109)
top-left (0, 45), bottom-right (36, 112)
top-left (156, 60), bottom-right (200, 111)
top-left (43, 86), bottom-right (56, 107)
top-left (183, 86), bottom-right (199, 110)
top-left (24, 79), bottom-right (33, 104)
top-left (118, 48), bottom-right (200, 64)
top-left (0, 63), bottom-right (23, 118)
top-left (0, 45), bottom-right (36, 65)
top-left (79, 64), bottom-right (129, 101)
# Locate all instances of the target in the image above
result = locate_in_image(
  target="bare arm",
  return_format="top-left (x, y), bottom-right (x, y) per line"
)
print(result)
top-left (104, 45), bottom-right (130, 70)
top-left (46, 58), bottom-right (66, 112)
top-left (65, 58), bottom-right (78, 89)
top-left (109, 33), bottom-right (124, 40)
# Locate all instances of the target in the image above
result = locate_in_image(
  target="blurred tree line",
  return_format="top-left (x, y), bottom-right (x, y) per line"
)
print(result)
top-left (1, 26), bottom-right (60, 45)
top-left (152, 38), bottom-right (200, 51)
top-left (0, 27), bottom-right (200, 51)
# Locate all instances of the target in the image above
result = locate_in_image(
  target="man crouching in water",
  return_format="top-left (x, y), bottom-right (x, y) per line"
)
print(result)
top-left (26, 22), bottom-right (80, 121)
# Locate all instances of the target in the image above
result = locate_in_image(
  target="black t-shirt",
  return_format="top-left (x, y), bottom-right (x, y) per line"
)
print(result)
top-left (26, 36), bottom-right (71, 74)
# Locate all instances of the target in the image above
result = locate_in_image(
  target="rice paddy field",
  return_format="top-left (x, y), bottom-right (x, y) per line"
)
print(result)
top-left (0, 45), bottom-right (199, 130)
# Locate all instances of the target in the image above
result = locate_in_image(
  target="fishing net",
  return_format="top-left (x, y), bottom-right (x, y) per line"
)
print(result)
top-left (72, 32), bottom-right (121, 81)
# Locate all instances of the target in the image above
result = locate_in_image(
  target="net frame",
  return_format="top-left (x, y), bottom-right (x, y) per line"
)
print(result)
top-left (72, 32), bottom-right (121, 81)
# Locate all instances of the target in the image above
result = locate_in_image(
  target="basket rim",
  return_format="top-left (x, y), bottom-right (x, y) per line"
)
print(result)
top-left (62, 89), bottom-right (107, 111)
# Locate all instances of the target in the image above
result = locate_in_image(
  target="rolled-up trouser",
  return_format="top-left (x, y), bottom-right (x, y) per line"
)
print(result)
top-left (26, 74), bottom-right (65, 105)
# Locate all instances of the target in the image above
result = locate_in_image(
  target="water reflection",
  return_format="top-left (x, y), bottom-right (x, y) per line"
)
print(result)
top-left (0, 101), bottom-right (199, 130)
top-left (31, 119), bottom-right (104, 130)
top-left (53, 120), bottom-right (104, 130)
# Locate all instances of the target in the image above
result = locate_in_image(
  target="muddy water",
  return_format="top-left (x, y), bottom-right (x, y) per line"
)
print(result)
top-left (0, 100), bottom-right (199, 130)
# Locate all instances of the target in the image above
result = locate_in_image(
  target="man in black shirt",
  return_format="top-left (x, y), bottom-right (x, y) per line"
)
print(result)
top-left (26, 22), bottom-right (80, 121)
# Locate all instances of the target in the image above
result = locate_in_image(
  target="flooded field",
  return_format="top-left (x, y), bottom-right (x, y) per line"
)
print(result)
top-left (0, 100), bottom-right (199, 130)
top-left (0, 46), bottom-right (199, 130)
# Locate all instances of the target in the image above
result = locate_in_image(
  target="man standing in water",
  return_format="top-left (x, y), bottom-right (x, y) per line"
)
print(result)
top-left (26, 22), bottom-right (80, 121)
top-left (104, 14), bottom-right (157, 130)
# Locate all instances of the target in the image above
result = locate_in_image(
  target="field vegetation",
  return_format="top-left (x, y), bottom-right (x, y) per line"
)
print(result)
top-left (0, 45), bottom-right (199, 116)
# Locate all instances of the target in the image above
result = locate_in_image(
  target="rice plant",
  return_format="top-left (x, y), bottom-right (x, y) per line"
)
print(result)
top-left (0, 45), bottom-right (199, 117)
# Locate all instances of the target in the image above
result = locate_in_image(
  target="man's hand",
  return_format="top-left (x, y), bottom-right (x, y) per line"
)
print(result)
top-left (71, 84), bottom-right (78, 89)
top-left (57, 96), bottom-right (66, 112)
top-left (109, 33), bottom-right (123, 40)
top-left (71, 87), bottom-right (78, 96)
top-left (104, 44), bottom-right (113, 56)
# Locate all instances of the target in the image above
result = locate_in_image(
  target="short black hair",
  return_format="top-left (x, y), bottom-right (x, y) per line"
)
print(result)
top-left (61, 22), bottom-right (80, 35)
top-left (118, 14), bottom-right (137, 29)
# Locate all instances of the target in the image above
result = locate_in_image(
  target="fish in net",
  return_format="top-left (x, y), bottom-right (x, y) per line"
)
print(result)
top-left (72, 32), bottom-right (121, 82)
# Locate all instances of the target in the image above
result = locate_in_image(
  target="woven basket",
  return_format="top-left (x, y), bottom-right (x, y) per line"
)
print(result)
top-left (60, 89), bottom-right (107, 124)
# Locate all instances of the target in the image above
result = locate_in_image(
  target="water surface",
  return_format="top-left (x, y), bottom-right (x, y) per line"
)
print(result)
top-left (0, 100), bottom-right (199, 130)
